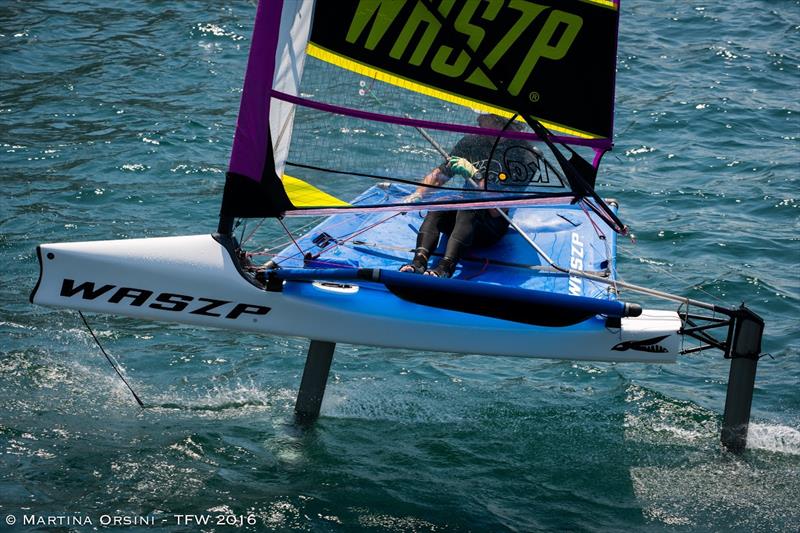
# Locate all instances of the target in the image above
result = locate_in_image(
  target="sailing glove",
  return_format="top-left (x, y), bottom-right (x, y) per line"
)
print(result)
top-left (448, 157), bottom-right (477, 178)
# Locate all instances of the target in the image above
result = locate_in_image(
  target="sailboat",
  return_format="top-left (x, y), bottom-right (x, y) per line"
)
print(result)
top-left (30, 0), bottom-right (764, 450)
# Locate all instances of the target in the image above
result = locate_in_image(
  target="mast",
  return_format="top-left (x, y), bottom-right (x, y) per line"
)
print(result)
top-left (219, 0), bottom-right (283, 235)
top-left (219, 0), bottom-right (315, 233)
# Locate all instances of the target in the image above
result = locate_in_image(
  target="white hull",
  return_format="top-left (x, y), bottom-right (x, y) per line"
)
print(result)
top-left (31, 234), bottom-right (681, 363)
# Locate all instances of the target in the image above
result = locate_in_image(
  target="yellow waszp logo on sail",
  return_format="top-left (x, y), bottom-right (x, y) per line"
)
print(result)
top-left (344, 0), bottom-right (583, 97)
top-left (309, 0), bottom-right (619, 141)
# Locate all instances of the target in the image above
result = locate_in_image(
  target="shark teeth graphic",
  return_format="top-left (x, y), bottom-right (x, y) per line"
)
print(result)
top-left (612, 335), bottom-right (670, 353)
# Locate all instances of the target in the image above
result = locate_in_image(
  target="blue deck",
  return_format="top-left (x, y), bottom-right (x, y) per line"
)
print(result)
top-left (272, 183), bottom-right (618, 301)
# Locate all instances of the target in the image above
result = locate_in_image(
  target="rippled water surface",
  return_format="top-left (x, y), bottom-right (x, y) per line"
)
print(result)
top-left (2, 1), bottom-right (799, 531)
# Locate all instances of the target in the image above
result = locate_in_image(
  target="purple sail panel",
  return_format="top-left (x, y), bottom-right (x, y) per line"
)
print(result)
top-left (228, 0), bottom-right (284, 182)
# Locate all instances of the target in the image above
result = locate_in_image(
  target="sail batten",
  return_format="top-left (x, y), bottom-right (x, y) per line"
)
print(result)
top-left (271, 90), bottom-right (609, 149)
top-left (281, 193), bottom-right (577, 217)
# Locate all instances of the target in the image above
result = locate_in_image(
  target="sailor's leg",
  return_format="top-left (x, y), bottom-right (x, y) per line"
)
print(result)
top-left (400, 211), bottom-right (455, 273)
top-left (472, 210), bottom-right (511, 246)
top-left (443, 209), bottom-right (480, 259)
top-left (428, 210), bottom-right (511, 278)
top-left (424, 210), bottom-right (479, 277)
top-left (416, 210), bottom-right (455, 251)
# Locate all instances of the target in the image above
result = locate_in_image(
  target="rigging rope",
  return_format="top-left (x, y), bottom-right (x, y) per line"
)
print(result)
top-left (278, 217), bottom-right (306, 259)
top-left (272, 212), bottom-right (402, 267)
top-left (616, 244), bottom-right (728, 306)
top-left (78, 311), bottom-right (144, 408)
top-left (315, 212), bottom-right (402, 258)
top-left (241, 217), bottom-right (266, 246)
top-left (246, 217), bottom-right (325, 257)
top-left (579, 199), bottom-right (618, 298)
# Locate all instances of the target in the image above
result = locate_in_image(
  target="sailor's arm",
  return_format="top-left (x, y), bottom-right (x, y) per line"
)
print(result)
top-left (404, 167), bottom-right (448, 202)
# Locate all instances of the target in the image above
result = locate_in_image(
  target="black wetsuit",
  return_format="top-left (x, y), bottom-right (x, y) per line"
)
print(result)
top-left (416, 134), bottom-right (536, 267)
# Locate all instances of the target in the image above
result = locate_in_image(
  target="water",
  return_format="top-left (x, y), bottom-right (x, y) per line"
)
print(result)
top-left (1, 1), bottom-right (798, 531)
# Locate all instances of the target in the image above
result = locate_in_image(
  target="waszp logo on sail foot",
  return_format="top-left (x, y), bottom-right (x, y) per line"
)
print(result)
top-left (59, 279), bottom-right (271, 320)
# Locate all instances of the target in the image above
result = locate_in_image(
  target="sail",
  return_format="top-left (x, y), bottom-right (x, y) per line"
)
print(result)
top-left (221, 0), bottom-right (621, 223)
top-left (309, 0), bottom-right (619, 140)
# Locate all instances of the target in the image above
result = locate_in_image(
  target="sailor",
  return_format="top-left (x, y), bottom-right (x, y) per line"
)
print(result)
top-left (400, 113), bottom-right (539, 278)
